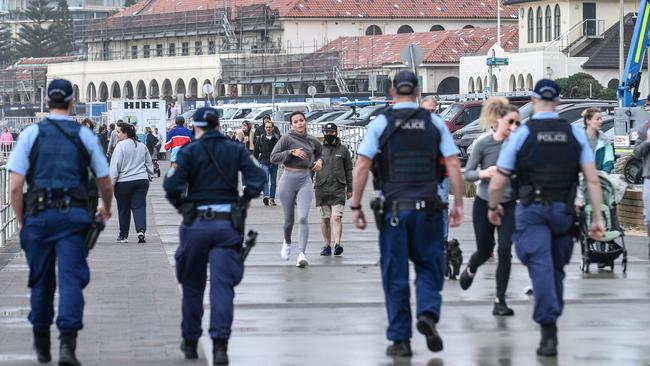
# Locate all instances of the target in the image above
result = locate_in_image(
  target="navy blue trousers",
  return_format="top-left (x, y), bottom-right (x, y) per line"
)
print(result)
top-left (379, 210), bottom-right (445, 341)
top-left (20, 208), bottom-right (91, 333)
top-left (512, 202), bottom-right (574, 325)
top-left (175, 218), bottom-right (244, 341)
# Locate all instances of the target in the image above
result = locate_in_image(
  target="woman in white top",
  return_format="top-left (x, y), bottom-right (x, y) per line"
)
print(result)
top-left (110, 122), bottom-right (154, 243)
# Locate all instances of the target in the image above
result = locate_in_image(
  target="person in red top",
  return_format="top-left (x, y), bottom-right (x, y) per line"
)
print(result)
top-left (165, 116), bottom-right (194, 162)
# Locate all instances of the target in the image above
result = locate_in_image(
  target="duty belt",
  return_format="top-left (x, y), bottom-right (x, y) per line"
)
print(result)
top-left (196, 210), bottom-right (232, 221)
top-left (371, 198), bottom-right (447, 229)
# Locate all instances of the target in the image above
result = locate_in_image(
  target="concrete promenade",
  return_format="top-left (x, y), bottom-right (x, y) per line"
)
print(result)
top-left (1, 162), bottom-right (650, 365)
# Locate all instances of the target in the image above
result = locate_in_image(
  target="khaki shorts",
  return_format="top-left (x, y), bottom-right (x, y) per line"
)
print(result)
top-left (319, 204), bottom-right (345, 219)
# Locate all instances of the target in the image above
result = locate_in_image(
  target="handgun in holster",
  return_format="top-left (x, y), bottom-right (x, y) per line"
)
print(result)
top-left (178, 202), bottom-right (197, 226)
top-left (230, 200), bottom-right (247, 234)
top-left (85, 214), bottom-right (105, 250)
top-left (370, 198), bottom-right (385, 231)
top-left (239, 230), bottom-right (258, 262)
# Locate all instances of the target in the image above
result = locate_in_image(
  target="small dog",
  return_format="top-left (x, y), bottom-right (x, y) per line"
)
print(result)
top-left (445, 239), bottom-right (463, 280)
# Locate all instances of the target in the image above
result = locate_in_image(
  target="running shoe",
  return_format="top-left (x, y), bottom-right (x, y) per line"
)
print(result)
top-left (333, 244), bottom-right (344, 256)
top-left (269, 199), bottom-right (277, 206)
top-left (137, 231), bottom-right (146, 244)
top-left (281, 241), bottom-right (291, 260)
top-left (296, 252), bottom-right (308, 268)
top-left (116, 237), bottom-right (128, 243)
top-left (263, 197), bottom-right (269, 206)
top-left (320, 245), bottom-right (332, 256)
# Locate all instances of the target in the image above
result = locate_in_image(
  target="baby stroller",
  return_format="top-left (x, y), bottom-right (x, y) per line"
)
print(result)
top-left (578, 171), bottom-right (628, 273)
top-left (153, 159), bottom-right (161, 177)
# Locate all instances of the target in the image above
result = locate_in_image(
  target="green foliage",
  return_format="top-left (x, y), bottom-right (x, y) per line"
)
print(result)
top-left (0, 22), bottom-right (16, 66)
top-left (16, 0), bottom-right (75, 58)
top-left (51, 0), bottom-right (74, 55)
top-left (124, 0), bottom-right (138, 7)
top-left (555, 73), bottom-right (615, 100)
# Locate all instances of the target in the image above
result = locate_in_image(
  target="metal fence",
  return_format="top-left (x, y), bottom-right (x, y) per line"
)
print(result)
top-left (0, 141), bottom-right (16, 163)
top-left (0, 116), bottom-right (109, 131)
top-left (0, 165), bottom-right (18, 248)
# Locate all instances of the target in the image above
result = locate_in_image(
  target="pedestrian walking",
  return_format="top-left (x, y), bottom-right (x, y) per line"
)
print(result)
top-left (154, 127), bottom-right (164, 157)
top-left (351, 70), bottom-right (465, 357)
top-left (236, 120), bottom-right (255, 151)
top-left (163, 107), bottom-right (265, 365)
top-left (165, 116), bottom-right (193, 162)
top-left (145, 127), bottom-right (159, 157)
top-left (314, 122), bottom-right (353, 256)
top-left (98, 124), bottom-right (109, 153)
top-left (254, 115), bottom-right (281, 141)
top-left (459, 96), bottom-right (521, 316)
top-left (270, 111), bottom-right (323, 268)
top-left (253, 119), bottom-right (280, 206)
top-left (582, 108), bottom-right (614, 173)
top-left (107, 122), bottom-right (120, 159)
top-left (633, 114), bottom-right (650, 260)
top-left (488, 79), bottom-right (604, 357)
top-left (7, 79), bottom-right (113, 366)
top-left (110, 121), bottom-right (154, 244)
top-left (1, 126), bottom-right (14, 155)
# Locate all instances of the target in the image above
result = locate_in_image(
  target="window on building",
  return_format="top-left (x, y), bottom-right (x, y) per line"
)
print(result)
top-left (195, 41), bottom-right (203, 55)
top-left (528, 8), bottom-right (534, 43)
top-left (365, 25), bottom-right (382, 35)
top-left (554, 4), bottom-right (561, 39)
top-left (545, 6), bottom-right (552, 41)
top-left (169, 43), bottom-right (176, 56)
top-left (182, 42), bottom-right (189, 56)
top-left (430, 25), bottom-right (444, 32)
top-left (397, 25), bottom-right (414, 34)
top-left (131, 45), bottom-right (138, 59)
top-left (536, 7), bottom-right (542, 42)
top-left (143, 45), bottom-right (150, 58)
top-left (208, 40), bottom-right (216, 54)
top-left (156, 44), bottom-right (163, 57)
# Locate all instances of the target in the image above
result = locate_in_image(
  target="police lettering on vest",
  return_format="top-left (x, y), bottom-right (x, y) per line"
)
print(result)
top-left (372, 108), bottom-right (441, 202)
top-left (515, 118), bottom-right (581, 201)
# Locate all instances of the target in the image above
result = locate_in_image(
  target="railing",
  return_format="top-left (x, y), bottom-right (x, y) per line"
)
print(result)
top-left (0, 164), bottom-right (18, 248)
top-left (545, 19), bottom-right (605, 54)
top-left (218, 120), bottom-right (367, 155)
top-left (0, 116), bottom-right (108, 131)
top-left (0, 141), bottom-right (16, 163)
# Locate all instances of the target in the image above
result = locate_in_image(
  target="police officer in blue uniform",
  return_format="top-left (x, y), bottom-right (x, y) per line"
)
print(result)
top-left (350, 71), bottom-right (465, 357)
top-left (7, 79), bottom-right (113, 366)
top-left (488, 79), bottom-right (604, 357)
top-left (163, 107), bottom-right (265, 365)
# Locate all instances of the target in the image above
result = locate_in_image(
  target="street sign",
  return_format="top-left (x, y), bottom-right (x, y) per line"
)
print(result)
top-left (486, 57), bottom-right (509, 66)
top-left (273, 82), bottom-right (285, 88)
top-left (400, 44), bottom-right (424, 67)
top-left (307, 85), bottom-right (317, 97)
top-left (368, 74), bottom-right (377, 91)
top-left (202, 83), bottom-right (214, 95)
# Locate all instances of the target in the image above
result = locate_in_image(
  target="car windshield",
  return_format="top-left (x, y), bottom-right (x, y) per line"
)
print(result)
top-left (356, 106), bottom-right (378, 120)
top-left (244, 108), bottom-right (271, 120)
top-left (221, 107), bottom-right (239, 119)
top-left (440, 103), bottom-right (462, 122)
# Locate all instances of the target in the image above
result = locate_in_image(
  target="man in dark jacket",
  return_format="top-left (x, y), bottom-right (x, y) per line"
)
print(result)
top-left (314, 123), bottom-right (353, 256)
top-left (253, 120), bottom-right (280, 206)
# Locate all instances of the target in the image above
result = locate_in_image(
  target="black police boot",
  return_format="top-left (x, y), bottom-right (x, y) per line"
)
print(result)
top-left (492, 298), bottom-right (515, 316)
top-left (385, 341), bottom-right (412, 357)
top-left (33, 330), bottom-right (51, 363)
top-left (416, 314), bottom-right (443, 352)
top-left (180, 338), bottom-right (199, 360)
top-left (58, 332), bottom-right (81, 366)
top-left (536, 324), bottom-right (558, 357)
top-left (213, 339), bottom-right (229, 365)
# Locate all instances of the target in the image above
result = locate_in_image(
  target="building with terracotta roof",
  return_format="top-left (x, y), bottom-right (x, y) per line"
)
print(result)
top-left (46, 0), bottom-right (517, 102)
top-left (459, 0), bottom-right (648, 98)
top-left (0, 57), bottom-right (77, 105)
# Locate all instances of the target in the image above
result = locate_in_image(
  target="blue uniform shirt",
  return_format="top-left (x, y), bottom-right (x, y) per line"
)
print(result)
top-left (496, 112), bottom-right (594, 171)
top-left (357, 101), bottom-right (460, 159)
top-left (7, 115), bottom-right (110, 178)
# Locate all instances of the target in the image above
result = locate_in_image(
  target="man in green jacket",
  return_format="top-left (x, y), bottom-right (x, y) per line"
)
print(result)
top-left (315, 123), bottom-right (353, 256)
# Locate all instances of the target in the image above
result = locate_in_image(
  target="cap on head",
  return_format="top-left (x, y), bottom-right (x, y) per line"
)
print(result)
top-left (392, 70), bottom-right (418, 95)
top-left (192, 107), bottom-right (219, 127)
top-left (47, 79), bottom-right (74, 103)
top-left (532, 79), bottom-right (560, 102)
top-left (322, 122), bottom-right (337, 133)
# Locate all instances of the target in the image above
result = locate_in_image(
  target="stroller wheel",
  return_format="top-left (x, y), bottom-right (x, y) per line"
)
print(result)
top-left (157, 169), bottom-right (161, 177)
top-left (622, 258), bottom-right (628, 273)
top-left (581, 258), bottom-right (590, 273)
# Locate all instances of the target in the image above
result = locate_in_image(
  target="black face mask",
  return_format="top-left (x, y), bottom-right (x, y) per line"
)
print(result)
top-left (324, 135), bottom-right (337, 144)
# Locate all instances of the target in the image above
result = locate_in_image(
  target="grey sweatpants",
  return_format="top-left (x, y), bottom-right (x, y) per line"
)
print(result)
top-left (278, 169), bottom-right (313, 253)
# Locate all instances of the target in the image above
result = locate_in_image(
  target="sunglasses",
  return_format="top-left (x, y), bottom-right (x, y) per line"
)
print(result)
top-left (507, 119), bottom-right (520, 126)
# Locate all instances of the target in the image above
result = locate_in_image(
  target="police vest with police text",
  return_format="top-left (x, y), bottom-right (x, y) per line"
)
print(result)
top-left (375, 108), bottom-right (441, 202)
top-left (515, 118), bottom-right (581, 199)
top-left (27, 119), bottom-right (91, 200)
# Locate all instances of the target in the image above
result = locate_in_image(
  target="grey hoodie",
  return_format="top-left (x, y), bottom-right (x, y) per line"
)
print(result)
top-left (270, 131), bottom-right (323, 170)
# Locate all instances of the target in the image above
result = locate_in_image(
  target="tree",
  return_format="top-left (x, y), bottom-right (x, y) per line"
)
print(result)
top-left (15, 0), bottom-right (57, 58)
top-left (555, 73), bottom-right (615, 100)
top-left (51, 0), bottom-right (74, 55)
top-left (124, 0), bottom-right (138, 7)
top-left (0, 22), bottom-right (16, 67)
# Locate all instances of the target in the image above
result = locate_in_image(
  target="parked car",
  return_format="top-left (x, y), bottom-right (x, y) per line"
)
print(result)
top-left (440, 99), bottom-right (528, 133)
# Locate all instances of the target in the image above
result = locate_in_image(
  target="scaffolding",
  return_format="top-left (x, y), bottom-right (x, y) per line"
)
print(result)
top-left (0, 68), bottom-right (46, 104)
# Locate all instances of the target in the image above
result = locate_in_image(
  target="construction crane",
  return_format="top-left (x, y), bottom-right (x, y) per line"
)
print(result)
top-left (613, 0), bottom-right (650, 183)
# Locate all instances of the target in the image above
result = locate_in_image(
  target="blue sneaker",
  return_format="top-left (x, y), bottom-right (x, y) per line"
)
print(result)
top-left (320, 245), bottom-right (332, 256)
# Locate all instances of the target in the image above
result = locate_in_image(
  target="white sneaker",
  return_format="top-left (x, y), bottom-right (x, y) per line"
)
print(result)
top-left (296, 252), bottom-right (308, 268)
top-left (281, 241), bottom-right (291, 261)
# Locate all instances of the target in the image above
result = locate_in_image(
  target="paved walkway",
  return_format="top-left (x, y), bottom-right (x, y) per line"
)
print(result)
top-left (1, 161), bottom-right (650, 365)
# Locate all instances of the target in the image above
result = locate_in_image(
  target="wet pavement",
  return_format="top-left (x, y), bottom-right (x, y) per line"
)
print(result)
top-left (1, 161), bottom-right (650, 365)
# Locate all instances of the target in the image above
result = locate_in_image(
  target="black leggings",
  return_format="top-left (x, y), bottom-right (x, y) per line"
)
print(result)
top-left (469, 197), bottom-right (516, 300)
top-left (114, 179), bottom-right (149, 238)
